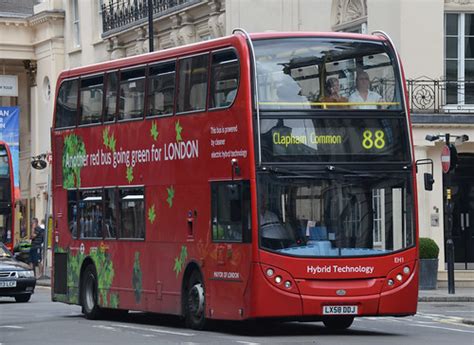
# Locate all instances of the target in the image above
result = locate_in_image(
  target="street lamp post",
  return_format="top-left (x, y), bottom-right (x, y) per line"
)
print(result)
top-left (425, 133), bottom-right (469, 294)
top-left (31, 153), bottom-right (50, 278)
top-left (148, 0), bottom-right (154, 52)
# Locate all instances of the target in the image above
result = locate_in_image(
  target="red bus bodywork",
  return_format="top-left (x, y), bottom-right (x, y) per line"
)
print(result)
top-left (0, 141), bottom-right (16, 252)
top-left (51, 32), bottom-right (418, 326)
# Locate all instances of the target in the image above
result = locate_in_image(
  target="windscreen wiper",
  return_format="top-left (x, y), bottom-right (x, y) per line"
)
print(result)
top-left (325, 165), bottom-right (379, 177)
top-left (259, 166), bottom-right (317, 179)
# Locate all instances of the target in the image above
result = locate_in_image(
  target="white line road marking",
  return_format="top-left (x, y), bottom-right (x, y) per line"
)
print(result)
top-left (236, 342), bottom-right (261, 345)
top-left (0, 325), bottom-right (24, 329)
top-left (407, 323), bottom-right (474, 334)
top-left (93, 325), bottom-right (117, 331)
top-left (114, 324), bottom-right (195, 336)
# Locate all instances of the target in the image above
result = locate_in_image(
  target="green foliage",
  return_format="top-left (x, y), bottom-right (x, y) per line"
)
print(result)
top-left (166, 186), bottom-right (175, 208)
top-left (148, 204), bottom-right (156, 224)
top-left (109, 134), bottom-right (116, 152)
top-left (175, 120), bottom-right (183, 142)
top-left (63, 134), bottom-right (86, 189)
top-left (150, 121), bottom-right (159, 141)
top-left (103, 127), bottom-right (109, 148)
top-left (109, 293), bottom-right (119, 308)
top-left (419, 237), bottom-right (439, 259)
top-left (132, 252), bottom-right (142, 303)
top-left (103, 127), bottom-right (116, 152)
top-left (173, 245), bottom-right (188, 277)
top-left (126, 166), bottom-right (134, 183)
top-left (90, 249), bottom-right (115, 307)
top-left (66, 251), bottom-right (84, 303)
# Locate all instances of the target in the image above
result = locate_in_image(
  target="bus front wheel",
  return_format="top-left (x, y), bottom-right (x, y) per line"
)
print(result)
top-left (81, 265), bottom-right (102, 320)
top-left (322, 316), bottom-right (354, 330)
top-left (184, 270), bottom-right (206, 330)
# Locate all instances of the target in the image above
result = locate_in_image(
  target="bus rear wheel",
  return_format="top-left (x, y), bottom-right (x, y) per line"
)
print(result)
top-left (81, 265), bottom-right (102, 320)
top-left (184, 271), bottom-right (206, 330)
top-left (322, 316), bottom-right (354, 330)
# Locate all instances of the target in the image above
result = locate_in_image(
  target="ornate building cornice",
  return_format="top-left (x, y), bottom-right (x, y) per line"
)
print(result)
top-left (28, 10), bottom-right (65, 27)
top-left (445, 0), bottom-right (472, 4)
top-left (332, 0), bottom-right (367, 30)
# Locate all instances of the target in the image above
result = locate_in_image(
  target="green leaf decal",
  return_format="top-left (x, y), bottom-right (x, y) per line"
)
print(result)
top-left (150, 121), bottom-right (159, 141)
top-left (132, 252), bottom-right (142, 304)
top-left (62, 134), bottom-right (86, 189)
top-left (173, 257), bottom-right (182, 276)
top-left (109, 133), bottom-right (116, 152)
top-left (175, 120), bottom-right (183, 142)
top-left (126, 166), bottom-right (134, 183)
top-left (180, 246), bottom-right (188, 263)
top-left (166, 186), bottom-right (175, 208)
top-left (103, 127), bottom-right (109, 148)
top-left (173, 246), bottom-right (188, 277)
top-left (102, 127), bottom-right (116, 152)
top-left (148, 204), bottom-right (156, 224)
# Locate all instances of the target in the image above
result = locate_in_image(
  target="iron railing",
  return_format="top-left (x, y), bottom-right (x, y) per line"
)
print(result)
top-left (101, 0), bottom-right (199, 35)
top-left (407, 79), bottom-right (474, 114)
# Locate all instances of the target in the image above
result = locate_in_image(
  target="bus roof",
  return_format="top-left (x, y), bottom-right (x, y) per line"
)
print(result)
top-left (57, 31), bottom-right (387, 81)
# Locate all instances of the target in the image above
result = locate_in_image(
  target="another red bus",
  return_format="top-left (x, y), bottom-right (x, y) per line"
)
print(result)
top-left (0, 142), bottom-right (15, 252)
top-left (51, 30), bottom-right (418, 330)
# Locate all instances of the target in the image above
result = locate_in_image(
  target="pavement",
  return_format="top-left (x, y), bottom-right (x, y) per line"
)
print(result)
top-left (35, 276), bottom-right (474, 325)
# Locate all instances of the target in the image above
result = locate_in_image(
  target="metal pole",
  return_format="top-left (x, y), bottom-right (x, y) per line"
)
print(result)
top-left (148, 0), bottom-right (154, 52)
top-left (41, 165), bottom-right (51, 279)
top-left (444, 133), bottom-right (455, 294)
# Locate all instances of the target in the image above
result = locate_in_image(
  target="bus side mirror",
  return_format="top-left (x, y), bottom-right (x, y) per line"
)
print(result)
top-left (416, 158), bottom-right (434, 191)
top-left (424, 173), bottom-right (434, 191)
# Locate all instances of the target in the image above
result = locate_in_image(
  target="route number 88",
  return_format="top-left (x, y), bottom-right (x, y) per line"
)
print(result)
top-left (362, 130), bottom-right (385, 149)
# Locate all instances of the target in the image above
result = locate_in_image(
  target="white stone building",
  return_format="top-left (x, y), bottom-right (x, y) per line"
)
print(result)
top-left (0, 0), bottom-right (473, 285)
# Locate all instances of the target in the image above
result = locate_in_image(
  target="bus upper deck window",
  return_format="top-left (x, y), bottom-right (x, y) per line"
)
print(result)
top-left (209, 50), bottom-right (239, 109)
top-left (55, 79), bottom-right (78, 128)
top-left (148, 62), bottom-right (176, 117)
top-left (177, 54), bottom-right (209, 113)
top-left (105, 72), bottom-right (118, 122)
top-left (80, 75), bottom-right (104, 125)
top-left (118, 68), bottom-right (146, 121)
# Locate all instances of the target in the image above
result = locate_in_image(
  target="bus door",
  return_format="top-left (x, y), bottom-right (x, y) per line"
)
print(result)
top-left (208, 180), bottom-right (252, 319)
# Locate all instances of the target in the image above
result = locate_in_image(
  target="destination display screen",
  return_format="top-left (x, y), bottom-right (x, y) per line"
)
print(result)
top-left (260, 118), bottom-right (409, 162)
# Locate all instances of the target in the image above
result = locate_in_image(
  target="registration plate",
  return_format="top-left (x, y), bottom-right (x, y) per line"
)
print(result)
top-left (0, 280), bottom-right (17, 288)
top-left (323, 305), bottom-right (358, 315)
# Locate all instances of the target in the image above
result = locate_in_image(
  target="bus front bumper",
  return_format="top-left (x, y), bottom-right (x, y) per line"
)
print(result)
top-left (249, 262), bottom-right (418, 319)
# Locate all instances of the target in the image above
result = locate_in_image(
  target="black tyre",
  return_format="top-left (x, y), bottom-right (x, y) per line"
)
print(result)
top-left (102, 308), bottom-right (128, 319)
top-left (15, 294), bottom-right (31, 303)
top-left (81, 265), bottom-right (102, 320)
top-left (322, 316), bottom-right (354, 330)
top-left (184, 270), bottom-right (206, 330)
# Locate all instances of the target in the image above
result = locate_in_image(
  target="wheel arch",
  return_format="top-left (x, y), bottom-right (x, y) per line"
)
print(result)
top-left (79, 256), bottom-right (96, 305)
top-left (180, 260), bottom-right (204, 316)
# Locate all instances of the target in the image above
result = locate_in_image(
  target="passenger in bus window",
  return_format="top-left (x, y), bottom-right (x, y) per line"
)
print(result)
top-left (318, 78), bottom-right (348, 106)
top-left (348, 71), bottom-right (382, 109)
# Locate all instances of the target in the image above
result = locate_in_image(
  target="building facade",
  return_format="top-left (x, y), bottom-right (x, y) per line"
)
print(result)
top-left (0, 0), bottom-right (472, 285)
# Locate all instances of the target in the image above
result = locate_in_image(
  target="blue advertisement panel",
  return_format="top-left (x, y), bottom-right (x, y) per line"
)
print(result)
top-left (0, 107), bottom-right (20, 198)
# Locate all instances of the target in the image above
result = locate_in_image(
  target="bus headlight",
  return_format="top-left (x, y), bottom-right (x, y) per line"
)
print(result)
top-left (396, 274), bottom-right (403, 282)
top-left (387, 279), bottom-right (394, 286)
top-left (261, 264), bottom-right (299, 294)
top-left (403, 266), bottom-right (410, 275)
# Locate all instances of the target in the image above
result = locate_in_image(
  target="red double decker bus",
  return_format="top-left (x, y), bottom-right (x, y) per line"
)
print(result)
top-left (0, 142), bottom-right (15, 252)
top-left (51, 30), bottom-right (418, 330)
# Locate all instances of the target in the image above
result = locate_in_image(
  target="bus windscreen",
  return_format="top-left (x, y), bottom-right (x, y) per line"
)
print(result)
top-left (254, 38), bottom-right (403, 111)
